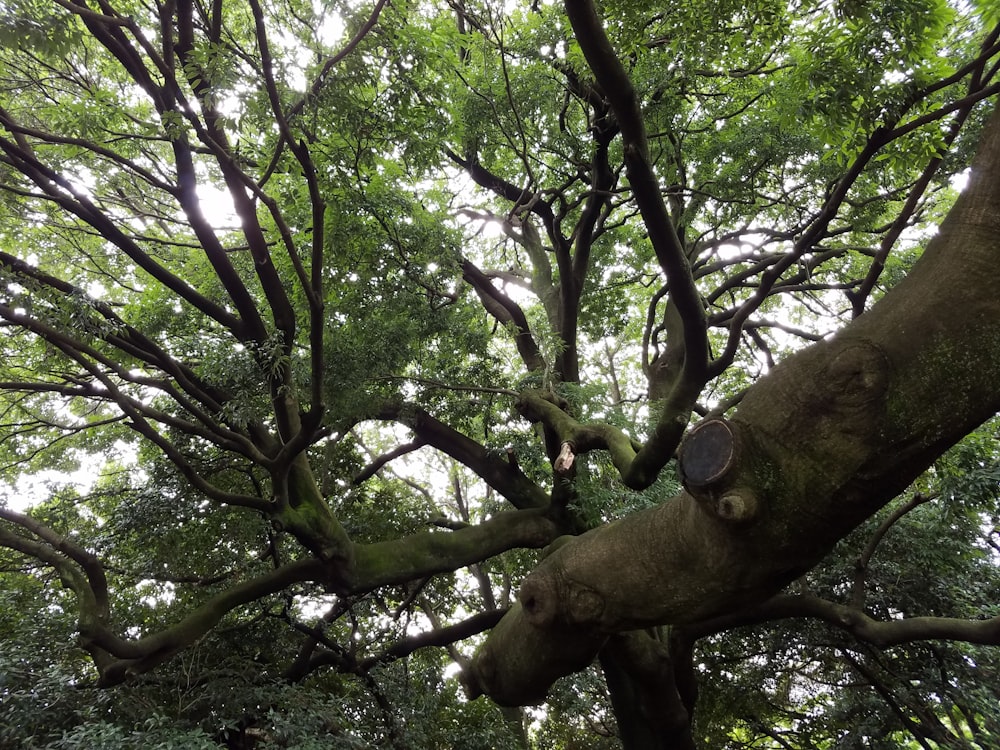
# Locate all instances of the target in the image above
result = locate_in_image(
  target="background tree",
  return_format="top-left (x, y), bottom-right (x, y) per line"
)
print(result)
top-left (1, 0), bottom-right (999, 747)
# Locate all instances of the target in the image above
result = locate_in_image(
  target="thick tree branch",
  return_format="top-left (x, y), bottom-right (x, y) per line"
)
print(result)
top-left (359, 609), bottom-right (507, 670)
top-left (246, 0), bottom-right (324, 342)
top-left (349, 508), bottom-right (560, 592)
top-left (0, 507), bottom-right (325, 686)
top-left (516, 389), bottom-right (641, 479)
top-left (172, 0), bottom-right (311, 445)
top-left (445, 148), bottom-right (558, 234)
top-left (94, 558), bottom-right (324, 685)
top-left (0, 507), bottom-right (111, 618)
top-left (162, 102), bottom-right (271, 343)
top-left (352, 440), bottom-right (428, 485)
top-left (563, 0), bottom-right (711, 487)
top-left (600, 631), bottom-right (698, 750)
top-left (563, 0), bottom-right (708, 376)
top-left (558, 131), bottom-right (616, 383)
top-left (468, 103), bottom-right (1000, 705)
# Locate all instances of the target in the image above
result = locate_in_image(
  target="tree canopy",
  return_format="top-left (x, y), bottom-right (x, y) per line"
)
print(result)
top-left (1, 0), bottom-right (1000, 747)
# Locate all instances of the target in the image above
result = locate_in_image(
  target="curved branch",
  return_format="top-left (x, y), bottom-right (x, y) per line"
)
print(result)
top-left (462, 259), bottom-right (547, 373)
top-left (851, 493), bottom-right (936, 608)
top-left (559, 133), bottom-right (616, 383)
top-left (0, 245), bottom-right (239, 411)
top-left (840, 650), bottom-right (938, 749)
top-left (0, 507), bottom-right (111, 618)
top-left (359, 609), bottom-right (507, 670)
top-left (353, 440), bottom-right (427, 485)
top-left (0, 112), bottom-right (175, 193)
top-left (710, 593), bottom-right (1000, 649)
top-left (95, 558), bottom-right (324, 685)
top-left (516, 389), bottom-right (641, 479)
top-left (247, 0), bottom-right (325, 343)
top-left (564, 0), bottom-right (710, 487)
top-left (289, 0), bottom-right (391, 120)
top-left (171, 0), bottom-right (300, 360)
top-left (445, 148), bottom-right (557, 231)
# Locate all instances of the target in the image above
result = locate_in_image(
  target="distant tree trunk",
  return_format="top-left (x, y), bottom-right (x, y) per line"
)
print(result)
top-left (600, 631), bottom-right (697, 750)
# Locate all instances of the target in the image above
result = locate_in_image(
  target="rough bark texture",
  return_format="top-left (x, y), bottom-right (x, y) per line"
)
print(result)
top-left (466, 106), bottom-right (1000, 706)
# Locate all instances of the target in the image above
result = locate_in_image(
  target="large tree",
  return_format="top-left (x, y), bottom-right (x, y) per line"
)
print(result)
top-left (1, 0), bottom-right (1000, 747)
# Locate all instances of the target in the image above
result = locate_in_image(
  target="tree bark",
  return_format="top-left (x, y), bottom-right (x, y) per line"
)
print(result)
top-left (600, 631), bottom-right (697, 750)
top-left (466, 104), bottom-right (1000, 706)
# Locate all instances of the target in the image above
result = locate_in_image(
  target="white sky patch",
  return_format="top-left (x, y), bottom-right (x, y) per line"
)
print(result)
top-left (138, 579), bottom-right (176, 608)
top-left (296, 592), bottom-right (339, 620)
top-left (283, 46), bottom-right (312, 91)
top-left (1, 467), bottom-right (96, 513)
top-left (86, 280), bottom-right (108, 299)
top-left (951, 168), bottom-right (970, 192)
top-left (196, 182), bottom-right (240, 227)
top-left (0, 439), bottom-right (139, 513)
top-left (480, 219), bottom-right (506, 238)
top-left (65, 166), bottom-right (97, 201)
top-left (315, 3), bottom-right (345, 47)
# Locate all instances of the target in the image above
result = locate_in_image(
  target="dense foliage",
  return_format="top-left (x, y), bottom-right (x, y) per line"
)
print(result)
top-left (1, 0), bottom-right (999, 747)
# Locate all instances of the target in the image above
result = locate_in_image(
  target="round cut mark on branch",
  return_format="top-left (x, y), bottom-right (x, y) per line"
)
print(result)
top-left (678, 419), bottom-right (762, 524)
top-left (678, 418), bottom-right (740, 490)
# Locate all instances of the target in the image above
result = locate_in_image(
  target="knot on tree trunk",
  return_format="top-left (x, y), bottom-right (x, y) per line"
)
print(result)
top-left (519, 569), bottom-right (606, 627)
top-left (823, 341), bottom-right (890, 410)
